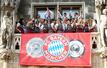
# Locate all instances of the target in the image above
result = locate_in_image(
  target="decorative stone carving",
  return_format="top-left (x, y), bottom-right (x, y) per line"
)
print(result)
top-left (0, 49), bottom-right (14, 61)
top-left (100, 47), bottom-right (107, 59)
top-left (95, 0), bottom-right (102, 10)
top-left (100, 52), bottom-right (107, 59)
top-left (100, 8), bottom-right (107, 47)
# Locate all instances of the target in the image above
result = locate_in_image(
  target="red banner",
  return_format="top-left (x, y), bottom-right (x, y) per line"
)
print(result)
top-left (20, 33), bottom-right (91, 66)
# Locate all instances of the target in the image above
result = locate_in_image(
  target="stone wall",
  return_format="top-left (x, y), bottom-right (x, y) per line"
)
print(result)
top-left (17, 0), bottom-right (31, 19)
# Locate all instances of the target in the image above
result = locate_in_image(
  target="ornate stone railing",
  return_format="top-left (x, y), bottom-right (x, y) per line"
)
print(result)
top-left (13, 34), bottom-right (21, 53)
top-left (91, 32), bottom-right (101, 53)
top-left (14, 32), bottom-right (101, 53)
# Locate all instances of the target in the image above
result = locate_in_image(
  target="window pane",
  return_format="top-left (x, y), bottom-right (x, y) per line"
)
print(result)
top-left (62, 9), bottom-right (79, 19)
top-left (38, 10), bottom-right (46, 19)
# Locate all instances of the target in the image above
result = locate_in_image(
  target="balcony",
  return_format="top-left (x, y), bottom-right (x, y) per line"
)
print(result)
top-left (11, 32), bottom-right (106, 68)
top-left (1, 32), bottom-right (105, 68)
top-left (13, 32), bottom-right (101, 53)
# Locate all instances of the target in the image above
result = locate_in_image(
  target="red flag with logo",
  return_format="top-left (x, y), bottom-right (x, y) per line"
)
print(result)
top-left (20, 33), bottom-right (91, 66)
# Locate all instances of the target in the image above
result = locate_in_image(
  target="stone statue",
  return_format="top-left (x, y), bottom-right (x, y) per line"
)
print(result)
top-left (0, 0), bottom-right (14, 49)
top-left (1, 11), bottom-right (13, 49)
top-left (0, 0), bottom-right (14, 61)
top-left (100, 7), bottom-right (107, 47)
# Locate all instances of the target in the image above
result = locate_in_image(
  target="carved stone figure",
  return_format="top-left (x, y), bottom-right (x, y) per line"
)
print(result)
top-left (0, 0), bottom-right (14, 49)
top-left (1, 11), bottom-right (13, 49)
top-left (100, 8), bottom-right (107, 47)
top-left (0, 0), bottom-right (14, 61)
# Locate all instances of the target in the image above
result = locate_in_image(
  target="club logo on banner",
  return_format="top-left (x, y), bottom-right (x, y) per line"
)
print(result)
top-left (43, 34), bottom-right (69, 62)
top-left (69, 40), bottom-right (85, 58)
top-left (26, 38), bottom-right (44, 58)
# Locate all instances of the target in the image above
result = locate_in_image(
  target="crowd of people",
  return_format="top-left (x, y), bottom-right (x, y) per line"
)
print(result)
top-left (15, 8), bottom-right (97, 33)
top-left (15, 16), bottom-right (97, 33)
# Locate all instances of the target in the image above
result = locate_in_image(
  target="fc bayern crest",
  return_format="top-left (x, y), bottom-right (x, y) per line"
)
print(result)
top-left (69, 40), bottom-right (85, 58)
top-left (26, 38), bottom-right (44, 58)
top-left (43, 34), bottom-right (69, 62)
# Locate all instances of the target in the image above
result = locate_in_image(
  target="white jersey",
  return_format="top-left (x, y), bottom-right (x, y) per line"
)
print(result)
top-left (51, 23), bottom-right (54, 29)
top-left (55, 23), bottom-right (59, 30)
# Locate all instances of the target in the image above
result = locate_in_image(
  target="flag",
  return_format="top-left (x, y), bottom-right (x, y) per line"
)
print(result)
top-left (57, 10), bottom-right (62, 19)
top-left (45, 7), bottom-right (54, 20)
top-left (20, 33), bottom-right (91, 66)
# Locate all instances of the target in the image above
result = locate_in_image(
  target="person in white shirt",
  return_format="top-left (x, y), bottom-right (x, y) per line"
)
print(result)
top-left (87, 17), bottom-right (97, 32)
top-left (62, 18), bottom-right (68, 32)
top-left (51, 20), bottom-right (58, 33)
top-left (62, 13), bottom-right (68, 21)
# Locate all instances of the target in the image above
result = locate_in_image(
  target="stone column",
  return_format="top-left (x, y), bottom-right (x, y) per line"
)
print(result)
top-left (95, 0), bottom-right (101, 31)
top-left (3, 61), bottom-right (9, 68)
